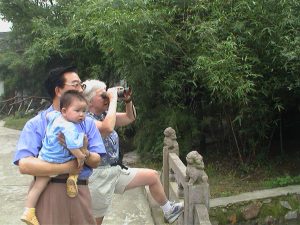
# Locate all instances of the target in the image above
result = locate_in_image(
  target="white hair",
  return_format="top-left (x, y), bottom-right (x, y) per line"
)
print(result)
top-left (83, 79), bottom-right (107, 102)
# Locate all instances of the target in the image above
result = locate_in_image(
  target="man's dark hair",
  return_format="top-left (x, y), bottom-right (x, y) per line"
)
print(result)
top-left (44, 66), bottom-right (78, 99)
top-left (60, 90), bottom-right (88, 110)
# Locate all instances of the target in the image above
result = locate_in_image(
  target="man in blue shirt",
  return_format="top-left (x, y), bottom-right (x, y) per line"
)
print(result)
top-left (13, 66), bottom-right (106, 225)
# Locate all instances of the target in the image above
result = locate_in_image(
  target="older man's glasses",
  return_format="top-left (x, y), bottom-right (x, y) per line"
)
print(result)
top-left (64, 82), bottom-right (86, 90)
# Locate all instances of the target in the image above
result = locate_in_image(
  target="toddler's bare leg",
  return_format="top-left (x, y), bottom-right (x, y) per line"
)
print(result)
top-left (21, 176), bottom-right (50, 225)
top-left (26, 176), bottom-right (50, 207)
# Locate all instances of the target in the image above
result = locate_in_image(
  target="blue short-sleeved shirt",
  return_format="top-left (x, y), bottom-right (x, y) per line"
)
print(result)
top-left (39, 110), bottom-right (85, 164)
top-left (86, 112), bottom-right (119, 166)
top-left (13, 105), bottom-right (106, 179)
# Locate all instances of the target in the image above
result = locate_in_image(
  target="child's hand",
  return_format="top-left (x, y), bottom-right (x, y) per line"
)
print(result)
top-left (57, 132), bottom-right (67, 148)
top-left (80, 135), bottom-right (91, 162)
top-left (77, 153), bottom-right (86, 168)
top-left (66, 160), bottom-right (82, 175)
top-left (80, 135), bottom-right (88, 150)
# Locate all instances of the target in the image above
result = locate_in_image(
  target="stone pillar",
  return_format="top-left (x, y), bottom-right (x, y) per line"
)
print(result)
top-left (185, 151), bottom-right (210, 225)
top-left (163, 143), bottom-right (169, 199)
top-left (162, 127), bottom-right (180, 199)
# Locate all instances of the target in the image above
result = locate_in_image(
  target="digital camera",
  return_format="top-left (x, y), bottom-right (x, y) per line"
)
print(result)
top-left (117, 87), bottom-right (131, 98)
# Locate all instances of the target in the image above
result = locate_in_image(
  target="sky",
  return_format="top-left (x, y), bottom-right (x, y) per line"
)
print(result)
top-left (0, 20), bottom-right (12, 32)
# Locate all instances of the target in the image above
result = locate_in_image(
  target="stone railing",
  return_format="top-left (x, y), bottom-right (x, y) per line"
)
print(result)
top-left (162, 127), bottom-right (211, 225)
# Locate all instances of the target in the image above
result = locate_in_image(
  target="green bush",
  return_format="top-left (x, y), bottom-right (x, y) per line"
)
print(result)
top-left (1, 0), bottom-right (300, 165)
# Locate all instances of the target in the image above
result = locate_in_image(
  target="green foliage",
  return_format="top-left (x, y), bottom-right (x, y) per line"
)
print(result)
top-left (1, 0), bottom-right (300, 164)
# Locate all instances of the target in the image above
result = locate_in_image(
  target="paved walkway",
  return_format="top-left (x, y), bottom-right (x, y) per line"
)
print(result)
top-left (0, 121), bottom-right (27, 225)
top-left (0, 121), bottom-right (154, 225)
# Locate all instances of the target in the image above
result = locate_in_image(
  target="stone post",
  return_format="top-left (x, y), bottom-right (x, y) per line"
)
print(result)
top-left (162, 127), bottom-right (180, 200)
top-left (163, 127), bottom-right (179, 198)
top-left (185, 151), bottom-right (210, 225)
top-left (163, 143), bottom-right (169, 199)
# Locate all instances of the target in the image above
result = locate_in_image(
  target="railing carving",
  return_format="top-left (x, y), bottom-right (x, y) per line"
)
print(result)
top-left (162, 127), bottom-right (211, 225)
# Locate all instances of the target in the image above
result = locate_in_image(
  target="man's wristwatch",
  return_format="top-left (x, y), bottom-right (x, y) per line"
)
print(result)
top-left (124, 96), bottom-right (132, 103)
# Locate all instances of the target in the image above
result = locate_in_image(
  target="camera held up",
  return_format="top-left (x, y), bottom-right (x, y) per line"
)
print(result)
top-left (117, 87), bottom-right (131, 99)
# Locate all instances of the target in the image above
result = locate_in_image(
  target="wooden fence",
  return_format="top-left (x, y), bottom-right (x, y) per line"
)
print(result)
top-left (162, 127), bottom-right (211, 225)
top-left (0, 96), bottom-right (50, 116)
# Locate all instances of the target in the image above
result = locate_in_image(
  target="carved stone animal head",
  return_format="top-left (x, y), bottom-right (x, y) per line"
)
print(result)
top-left (164, 127), bottom-right (177, 140)
top-left (186, 151), bottom-right (204, 169)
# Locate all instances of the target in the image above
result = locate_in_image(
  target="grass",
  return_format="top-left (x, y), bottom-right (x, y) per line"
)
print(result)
top-left (205, 152), bottom-right (300, 198)
top-left (3, 114), bottom-right (34, 130)
top-left (264, 175), bottom-right (300, 188)
top-left (134, 151), bottom-right (300, 199)
top-left (134, 148), bottom-right (300, 199)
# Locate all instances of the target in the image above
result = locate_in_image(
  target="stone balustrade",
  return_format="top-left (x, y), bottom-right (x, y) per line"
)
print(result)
top-left (162, 127), bottom-right (212, 225)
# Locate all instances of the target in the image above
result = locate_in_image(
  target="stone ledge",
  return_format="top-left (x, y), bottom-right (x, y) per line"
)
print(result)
top-left (210, 185), bottom-right (300, 208)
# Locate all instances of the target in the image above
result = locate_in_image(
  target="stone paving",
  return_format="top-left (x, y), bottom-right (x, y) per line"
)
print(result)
top-left (0, 121), bottom-right (154, 225)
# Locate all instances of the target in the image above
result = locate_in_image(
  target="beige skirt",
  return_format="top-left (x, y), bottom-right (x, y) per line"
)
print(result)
top-left (32, 178), bottom-right (96, 225)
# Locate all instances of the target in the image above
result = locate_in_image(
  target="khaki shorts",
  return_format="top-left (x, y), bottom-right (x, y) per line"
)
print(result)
top-left (89, 165), bottom-right (137, 217)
